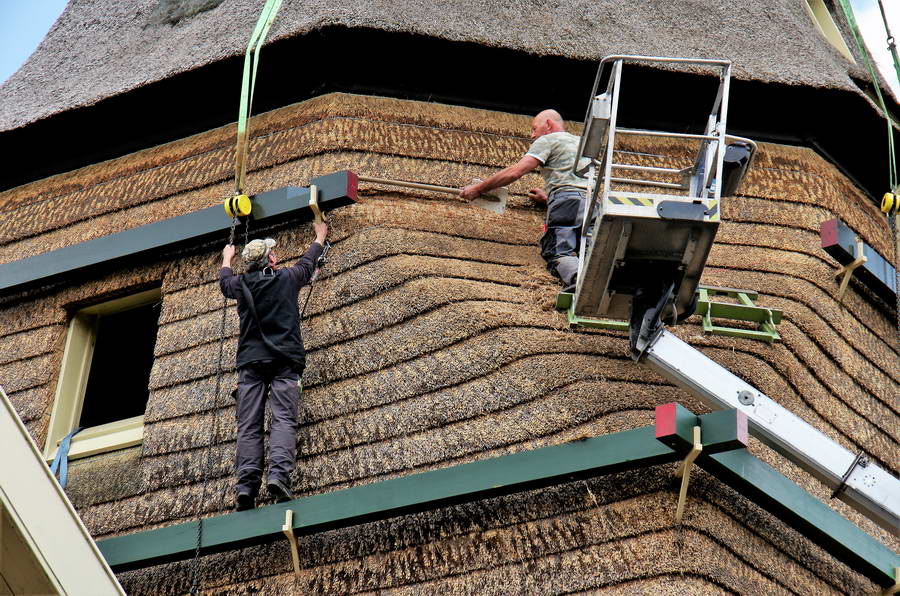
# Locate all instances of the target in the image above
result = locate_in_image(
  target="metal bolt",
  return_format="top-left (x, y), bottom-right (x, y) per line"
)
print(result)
top-left (737, 390), bottom-right (755, 406)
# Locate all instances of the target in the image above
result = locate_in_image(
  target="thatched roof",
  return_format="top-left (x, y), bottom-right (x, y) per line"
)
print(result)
top-left (0, 93), bottom-right (896, 593)
top-left (0, 0), bottom-right (883, 133)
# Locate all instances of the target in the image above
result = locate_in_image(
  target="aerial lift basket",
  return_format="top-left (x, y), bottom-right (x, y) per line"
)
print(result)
top-left (572, 56), bottom-right (755, 331)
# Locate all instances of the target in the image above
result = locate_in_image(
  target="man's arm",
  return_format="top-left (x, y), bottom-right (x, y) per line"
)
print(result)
top-left (459, 155), bottom-right (541, 200)
top-left (286, 222), bottom-right (328, 288)
top-left (219, 244), bottom-right (239, 298)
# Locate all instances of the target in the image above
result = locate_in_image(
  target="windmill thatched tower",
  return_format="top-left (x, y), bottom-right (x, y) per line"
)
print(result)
top-left (0, 1), bottom-right (897, 594)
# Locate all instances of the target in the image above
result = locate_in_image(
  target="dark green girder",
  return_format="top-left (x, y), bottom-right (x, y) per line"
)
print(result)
top-left (96, 405), bottom-right (899, 587)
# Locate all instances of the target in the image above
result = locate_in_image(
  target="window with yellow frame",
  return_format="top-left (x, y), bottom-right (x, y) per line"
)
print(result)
top-left (44, 287), bottom-right (162, 461)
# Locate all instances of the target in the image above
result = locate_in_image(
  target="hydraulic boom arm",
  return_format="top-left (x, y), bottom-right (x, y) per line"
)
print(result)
top-left (639, 329), bottom-right (900, 534)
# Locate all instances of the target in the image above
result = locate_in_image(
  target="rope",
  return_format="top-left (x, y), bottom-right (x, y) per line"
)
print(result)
top-left (189, 1), bottom-right (284, 590)
top-left (837, 0), bottom-right (900, 344)
top-left (300, 241), bottom-right (330, 320)
top-left (189, 215), bottom-right (245, 595)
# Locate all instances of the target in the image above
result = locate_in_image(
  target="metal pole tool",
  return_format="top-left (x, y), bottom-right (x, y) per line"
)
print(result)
top-left (358, 175), bottom-right (508, 214)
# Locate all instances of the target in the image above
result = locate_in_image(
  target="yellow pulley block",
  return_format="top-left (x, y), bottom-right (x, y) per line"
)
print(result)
top-left (224, 194), bottom-right (252, 218)
top-left (881, 192), bottom-right (897, 215)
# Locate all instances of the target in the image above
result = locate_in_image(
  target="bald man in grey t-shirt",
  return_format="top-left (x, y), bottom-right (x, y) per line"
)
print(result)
top-left (460, 109), bottom-right (591, 291)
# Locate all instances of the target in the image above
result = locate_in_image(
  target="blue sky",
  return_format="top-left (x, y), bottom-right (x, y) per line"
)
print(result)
top-left (0, 0), bottom-right (69, 84)
top-left (851, 0), bottom-right (900, 98)
top-left (0, 0), bottom-right (897, 96)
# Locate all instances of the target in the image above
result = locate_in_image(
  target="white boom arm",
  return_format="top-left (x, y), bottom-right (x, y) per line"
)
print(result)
top-left (642, 330), bottom-right (899, 534)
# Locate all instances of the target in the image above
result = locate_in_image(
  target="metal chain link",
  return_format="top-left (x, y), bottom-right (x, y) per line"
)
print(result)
top-left (889, 214), bottom-right (900, 342)
top-left (189, 215), bottom-right (243, 595)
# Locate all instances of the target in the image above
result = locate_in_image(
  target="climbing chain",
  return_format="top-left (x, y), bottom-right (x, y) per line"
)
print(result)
top-left (891, 214), bottom-right (900, 340)
top-left (189, 215), bottom-right (244, 595)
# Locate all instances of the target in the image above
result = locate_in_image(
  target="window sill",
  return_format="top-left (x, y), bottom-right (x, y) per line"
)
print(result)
top-left (45, 415), bottom-right (144, 462)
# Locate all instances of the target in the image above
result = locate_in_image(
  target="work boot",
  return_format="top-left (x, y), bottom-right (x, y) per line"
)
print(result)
top-left (267, 478), bottom-right (294, 503)
top-left (235, 490), bottom-right (256, 511)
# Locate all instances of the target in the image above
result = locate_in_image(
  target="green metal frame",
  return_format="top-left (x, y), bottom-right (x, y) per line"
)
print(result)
top-left (95, 405), bottom-right (899, 587)
top-left (555, 292), bottom-right (628, 331)
top-left (696, 286), bottom-right (782, 343)
top-left (557, 286), bottom-right (783, 342)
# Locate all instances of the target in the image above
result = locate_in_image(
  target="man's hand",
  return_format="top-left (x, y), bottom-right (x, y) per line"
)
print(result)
top-left (459, 184), bottom-right (482, 201)
top-left (222, 244), bottom-right (236, 268)
top-left (313, 221), bottom-right (328, 244)
top-left (527, 188), bottom-right (548, 204)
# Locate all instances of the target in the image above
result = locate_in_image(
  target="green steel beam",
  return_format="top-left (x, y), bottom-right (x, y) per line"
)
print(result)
top-left (654, 404), bottom-right (749, 455)
top-left (99, 426), bottom-right (678, 572)
top-left (701, 450), bottom-right (899, 587)
top-left (695, 409), bottom-right (749, 454)
top-left (95, 406), bottom-right (899, 587)
top-left (0, 170), bottom-right (359, 296)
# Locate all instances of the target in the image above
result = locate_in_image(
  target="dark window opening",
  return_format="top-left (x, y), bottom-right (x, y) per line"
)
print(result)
top-left (79, 300), bottom-right (161, 428)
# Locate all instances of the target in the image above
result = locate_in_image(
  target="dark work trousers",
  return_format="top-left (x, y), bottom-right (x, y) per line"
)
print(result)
top-left (234, 361), bottom-right (301, 495)
top-left (539, 189), bottom-right (593, 287)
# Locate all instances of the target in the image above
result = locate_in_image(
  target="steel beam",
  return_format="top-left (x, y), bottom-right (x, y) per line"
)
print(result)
top-left (820, 217), bottom-right (897, 304)
top-left (0, 170), bottom-right (359, 296)
top-left (643, 330), bottom-right (900, 534)
top-left (99, 426), bottom-right (678, 572)
top-left (94, 407), bottom-right (899, 587)
top-left (702, 450), bottom-right (899, 587)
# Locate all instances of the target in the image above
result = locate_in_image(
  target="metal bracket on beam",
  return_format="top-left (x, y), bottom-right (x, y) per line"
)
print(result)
top-left (675, 426), bottom-right (702, 524)
top-left (834, 237), bottom-right (867, 302)
top-left (282, 510), bottom-right (301, 578)
top-left (654, 404), bottom-right (748, 524)
top-left (308, 184), bottom-right (322, 224)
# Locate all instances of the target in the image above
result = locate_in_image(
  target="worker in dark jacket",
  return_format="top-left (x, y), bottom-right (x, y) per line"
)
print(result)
top-left (219, 221), bottom-right (327, 510)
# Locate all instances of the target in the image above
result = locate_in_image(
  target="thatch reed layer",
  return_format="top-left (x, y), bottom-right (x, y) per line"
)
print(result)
top-left (0, 94), bottom-right (896, 594)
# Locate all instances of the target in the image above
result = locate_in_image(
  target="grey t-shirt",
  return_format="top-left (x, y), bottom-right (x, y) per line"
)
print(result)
top-left (526, 131), bottom-right (588, 195)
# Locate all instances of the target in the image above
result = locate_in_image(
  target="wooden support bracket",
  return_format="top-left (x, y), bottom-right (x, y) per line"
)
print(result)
top-left (309, 184), bottom-right (322, 224)
top-left (674, 425), bottom-right (702, 524)
top-left (282, 510), bottom-right (301, 578)
top-left (834, 237), bottom-right (867, 302)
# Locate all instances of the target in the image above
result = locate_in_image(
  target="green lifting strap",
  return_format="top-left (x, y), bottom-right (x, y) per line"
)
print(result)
top-left (837, 0), bottom-right (898, 191)
top-left (234, 0), bottom-right (284, 195)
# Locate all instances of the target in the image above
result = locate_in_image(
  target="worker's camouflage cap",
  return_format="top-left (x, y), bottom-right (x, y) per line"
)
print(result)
top-left (242, 238), bottom-right (276, 263)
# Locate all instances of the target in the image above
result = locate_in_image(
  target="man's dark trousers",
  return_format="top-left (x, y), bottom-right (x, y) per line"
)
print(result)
top-left (539, 188), bottom-right (592, 287)
top-left (235, 360), bottom-right (300, 496)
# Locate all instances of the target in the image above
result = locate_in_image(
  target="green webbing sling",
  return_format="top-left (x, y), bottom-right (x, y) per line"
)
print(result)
top-left (234, 0), bottom-right (284, 195)
top-left (837, 0), bottom-right (897, 191)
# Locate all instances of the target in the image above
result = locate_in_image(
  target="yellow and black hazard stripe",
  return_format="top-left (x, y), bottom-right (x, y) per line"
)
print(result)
top-left (705, 199), bottom-right (719, 221)
top-left (608, 196), bottom-right (655, 207)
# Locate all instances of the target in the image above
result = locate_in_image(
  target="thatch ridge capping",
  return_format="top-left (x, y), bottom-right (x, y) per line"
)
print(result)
top-left (0, 0), bottom-right (885, 132)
